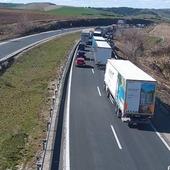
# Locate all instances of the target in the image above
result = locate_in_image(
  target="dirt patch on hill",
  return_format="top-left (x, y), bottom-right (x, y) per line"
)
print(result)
top-left (0, 9), bottom-right (73, 41)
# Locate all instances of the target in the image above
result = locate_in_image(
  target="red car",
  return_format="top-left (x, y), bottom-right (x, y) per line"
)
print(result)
top-left (75, 57), bottom-right (85, 67)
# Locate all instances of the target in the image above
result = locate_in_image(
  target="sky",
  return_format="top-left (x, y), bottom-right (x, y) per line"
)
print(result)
top-left (1, 0), bottom-right (170, 9)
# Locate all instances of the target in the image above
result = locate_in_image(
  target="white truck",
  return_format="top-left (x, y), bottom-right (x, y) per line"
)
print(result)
top-left (81, 29), bottom-right (92, 45)
top-left (92, 36), bottom-right (106, 48)
top-left (94, 41), bottom-right (112, 65)
top-left (104, 59), bottom-right (157, 127)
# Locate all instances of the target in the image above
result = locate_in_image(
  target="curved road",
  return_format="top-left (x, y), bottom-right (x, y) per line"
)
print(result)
top-left (0, 27), bottom-right (82, 62)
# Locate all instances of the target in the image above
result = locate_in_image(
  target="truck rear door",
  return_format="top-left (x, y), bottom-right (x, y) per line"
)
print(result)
top-left (125, 81), bottom-right (141, 113)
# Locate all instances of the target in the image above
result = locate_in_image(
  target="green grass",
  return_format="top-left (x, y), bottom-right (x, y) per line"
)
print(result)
top-left (0, 32), bottom-right (80, 169)
top-left (47, 6), bottom-right (117, 18)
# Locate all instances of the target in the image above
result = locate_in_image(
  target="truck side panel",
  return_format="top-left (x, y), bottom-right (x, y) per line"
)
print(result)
top-left (105, 62), bottom-right (126, 112)
top-left (116, 73), bottom-right (126, 112)
top-left (104, 61), bottom-right (118, 98)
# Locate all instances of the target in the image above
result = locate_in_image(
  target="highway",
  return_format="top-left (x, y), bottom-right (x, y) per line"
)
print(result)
top-left (0, 28), bottom-right (81, 62)
top-left (2, 27), bottom-right (169, 170)
top-left (52, 46), bottom-right (170, 170)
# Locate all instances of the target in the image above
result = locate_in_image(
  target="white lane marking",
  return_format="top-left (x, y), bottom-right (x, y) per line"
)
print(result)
top-left (92, 69), bottom-right (94, 74)
top-left (97, 86), bottom-right (101, 96)
top-left (65, 50), bottom-right (75, 170)
top-left (111, 125), bottom-right (122, 150)
top-left (0, 30), bottom-right (82, 63)
top-left (168, 165), bottom-right (170, 170)
top-left (150, 122), bottom-right (170, 151)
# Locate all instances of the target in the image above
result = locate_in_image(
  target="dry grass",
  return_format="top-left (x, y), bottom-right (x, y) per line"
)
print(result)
top-left (150, 23), bottom-right (170, 42)
top-left (115, 24), bottom-right (170, 107)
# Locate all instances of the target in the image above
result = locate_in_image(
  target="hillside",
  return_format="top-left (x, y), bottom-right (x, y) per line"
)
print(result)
top-left (96, 7), bottom-right (170, 21)
top-left (0, 3), bottom-right (23, 8)
top-left (47, 6), bottom-right (117, 17)
top-left (1, 3), bottom-right (170, 20)
top-left (16, 2), bottom-right (58, 11)
top-left (0, 2), bottom-right (59, 11)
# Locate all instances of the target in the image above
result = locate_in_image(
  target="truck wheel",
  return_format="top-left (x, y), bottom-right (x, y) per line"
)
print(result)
top-left (103, 82), bottom-right (106, 90)
top-left (106, 87), bottom-right (110, 98)
top-left (116, 110), bottom-right (122, 118)
top-left (128, 122), bottom-right (134, 128)
top-left (106, 90), bottom-right (110, 98)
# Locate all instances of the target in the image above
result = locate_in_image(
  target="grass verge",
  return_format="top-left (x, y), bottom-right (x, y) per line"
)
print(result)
top-left (0, 32), bottom-right (80, 169)
top-left (48, 6), bottom-right (116, 18)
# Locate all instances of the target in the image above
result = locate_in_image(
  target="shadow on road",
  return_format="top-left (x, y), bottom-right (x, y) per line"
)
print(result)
top-left (96, 65), bottom-right (106, 71)
top-left (85, 57), bottom-right (94, 61)
top-left (84, 64), bottom-right (94, 69)
top-left (152, 98), bottom-right (170, 133)
top-left (137, 97), bottom-right (170, 134)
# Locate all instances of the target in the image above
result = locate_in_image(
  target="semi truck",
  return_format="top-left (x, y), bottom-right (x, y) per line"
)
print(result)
top-left (104, 59), bottom-right (157, 127)
top-left (81, 29), bottom-right (93, 45)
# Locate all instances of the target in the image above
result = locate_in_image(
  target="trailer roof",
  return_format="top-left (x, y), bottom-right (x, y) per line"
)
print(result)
top-left (93, 36), bottom-right (106, 41)
top-left (94, 30), bottom-right (101, 33)
top-left (108, 59), bottom-right (156, 81)
top-left (96, 41), bottom-right (111, 48)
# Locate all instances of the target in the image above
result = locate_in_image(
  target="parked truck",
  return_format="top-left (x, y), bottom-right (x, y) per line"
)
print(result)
top-left (104, 59), bottom-right (157, 127)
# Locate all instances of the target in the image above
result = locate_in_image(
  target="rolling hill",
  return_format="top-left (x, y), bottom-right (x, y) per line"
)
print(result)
top-left (47, 6), bottom-right (117, 17)
top-left (0, 2), bottom-right (23, 8)
top-left (0, 2), bottom-right (170, 21)
top-left (96, 7), bottom-right (170, 21)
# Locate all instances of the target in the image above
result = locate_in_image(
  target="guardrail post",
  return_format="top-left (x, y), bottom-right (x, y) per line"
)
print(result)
top-left (42, 139), bottom-right (47, 150)
top-left (47, 121), bottom-right (50, 131)
top-left (50, 108), bottom-right (53, 118)
top-left (52, 96), bottom-right (55, 106)
top-left (36, 156), bottom-right (42, 170)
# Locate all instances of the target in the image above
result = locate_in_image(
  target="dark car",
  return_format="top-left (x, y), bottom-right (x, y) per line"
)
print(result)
top-left (78, 43), bottom-right (85, 51)
top-left (76, 51), bottom-right (86, 59)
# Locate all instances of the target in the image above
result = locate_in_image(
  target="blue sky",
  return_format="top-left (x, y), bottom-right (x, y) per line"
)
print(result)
top-left (1, 0), bottom-right (170, 9)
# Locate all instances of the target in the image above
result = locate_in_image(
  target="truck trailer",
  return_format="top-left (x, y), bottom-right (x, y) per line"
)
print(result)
top-left (104, 59), bottom-right (157, 127)
top-left (81, 29), bottom-right (92, 44)
top-left (94, 41), bottom-right (112, 65)
top-left (92, 36), bottom-right (106, 48)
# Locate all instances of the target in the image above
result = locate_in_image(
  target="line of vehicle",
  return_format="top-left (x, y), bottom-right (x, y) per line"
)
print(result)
top-left (97, 86), bottom-right (101, 96)
top-left (110, 125), bottom-right (123, 150)
top-left (150, 122), bottom-right (170, 151)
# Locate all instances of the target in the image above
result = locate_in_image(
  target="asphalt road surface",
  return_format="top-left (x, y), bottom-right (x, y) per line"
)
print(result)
top-left (0, 28), bottom-right (81, 61)
top-left (53, 45), bottom-right (170, 170)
